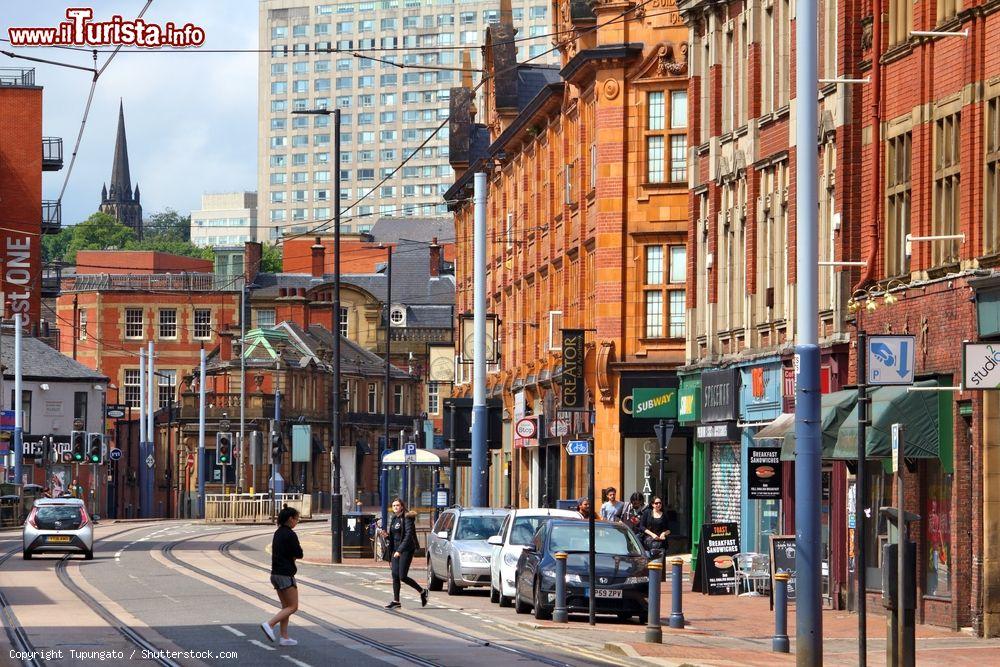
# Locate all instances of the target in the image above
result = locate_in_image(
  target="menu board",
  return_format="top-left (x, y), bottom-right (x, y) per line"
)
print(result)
top-left (747, 446), bottom-right (782, 499)
top-left (698, 522), bottom-right (740, 595)
top-left (769, 534), bottom-right (797, 605)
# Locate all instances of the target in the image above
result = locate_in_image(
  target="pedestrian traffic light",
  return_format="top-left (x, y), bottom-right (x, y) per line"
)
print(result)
top-left (270, 431), bottom-right (283, 460)
top-left (216, 432), bottom-right (232, 465)
top-left (71, 431), bottom-right (86, 462)
top-left (87, 433), bottom-right (103, 464)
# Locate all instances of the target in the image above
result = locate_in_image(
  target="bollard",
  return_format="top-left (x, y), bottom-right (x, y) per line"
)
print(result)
top-left (773, 572), bottom-right (791, 653)
top-left (668, 557), bottom-right (685, 629)
top-left (553, 552), bottom-right (568, 623)
top-left (645, 560), bottom-right (663, 643)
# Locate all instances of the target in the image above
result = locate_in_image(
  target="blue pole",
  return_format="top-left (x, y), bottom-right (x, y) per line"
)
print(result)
top-left (774, 573), bottom-right (791, 653)
top-left (197, 348), bottom-right (206, 518)
top-left (470, 172), bottom-right (488, 507)
top-left (794, 0), bottom-right (822, 661)
top-left (669, 557), bottom-right (685, 629)
top-left (645, 561), bottom-right (663, 643)
top-left (553, 552), bottom-right (568, 623)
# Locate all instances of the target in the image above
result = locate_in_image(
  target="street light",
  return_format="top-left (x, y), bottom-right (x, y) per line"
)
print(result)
top-left (295, 106), bottom-right (344, 563)
top-left (362, 237), bottom-right (393, 528)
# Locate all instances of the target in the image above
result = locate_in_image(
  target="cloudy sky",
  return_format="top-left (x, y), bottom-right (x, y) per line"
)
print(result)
top-left (3, 2), bottom-right (258, 226)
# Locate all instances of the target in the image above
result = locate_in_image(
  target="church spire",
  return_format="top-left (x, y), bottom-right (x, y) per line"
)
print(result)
top-left (109, 99), bottom-right (132, 198)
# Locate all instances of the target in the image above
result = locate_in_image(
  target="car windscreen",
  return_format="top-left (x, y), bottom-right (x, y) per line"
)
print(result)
top-left (549, 523), bottom-right (643, 556)
top-left (34, 505), bottom-right (82, 530)
top-left (455, 515), bottom-right (505, 541)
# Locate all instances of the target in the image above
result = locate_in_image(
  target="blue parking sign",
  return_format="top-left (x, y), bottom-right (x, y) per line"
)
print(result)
top-left (867, 335), bottom-right (915, 386)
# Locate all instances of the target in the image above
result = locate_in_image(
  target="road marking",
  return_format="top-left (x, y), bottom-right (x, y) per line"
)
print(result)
top-left (221, 625), bottom-right (245, 637)
top-left (249, 639), bottom-right (276, 651)
top-left (281, 656), bottom-right (312, 667)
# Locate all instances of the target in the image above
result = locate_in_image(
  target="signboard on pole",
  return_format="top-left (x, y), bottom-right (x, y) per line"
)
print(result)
top-left (891, 423), bottom-right (903, 474)
top-left (747, 446), bottom-right (782, 499)
top-left (560, 329), bottom-right (587, 411)
top-left (515, 418), bottom-right (537, 439)
top-left (566, 440), bottom-right (590, 456)
top-left (404, 442), bottom-right (417, 463)
top-left (291, 424), bottom-right (311, 463)
top-left (866, 335), bottom-right (916, 385)
top-left (963, 342), bottom-right (1000, 389)
top-left (105, 404), bottom-right (127, 419)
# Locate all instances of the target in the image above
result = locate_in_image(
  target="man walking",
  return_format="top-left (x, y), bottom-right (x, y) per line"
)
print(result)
top-left (600, 487), bottom-right (624, 522)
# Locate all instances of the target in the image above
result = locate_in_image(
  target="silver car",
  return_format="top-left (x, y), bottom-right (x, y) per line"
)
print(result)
top-left (426, 507), bottom-right (509, 595)
top-left (23, 498), bottom-right (94, 560)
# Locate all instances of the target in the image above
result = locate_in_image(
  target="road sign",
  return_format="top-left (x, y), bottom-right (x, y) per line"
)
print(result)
top-left (566, 440), bottom-right (591, 456)
top-left (109, 447), bottom-right (122, 461)
top-left (105, 404), bottom-right (126, 419)
top-left (963, 342), bottom-right (1000, 390)
top-left (404, 442), bottom-right (417, 463)
top-left (145, 454), bottom-right (155, 469)
top-left (549, 418), bottom-right (569, 437)
top-left (515, 418), bottom-right (537, 439)
top-left (891, 423), bottom-right (904, 474)
top-left (186, 452), bottom-right (195, 470)
top-left (220, 418), bottom-right (231, 431)
top-left (867, 335), bottom-right (915, 385)
top-left (0, 410), bottom-right (15, 431)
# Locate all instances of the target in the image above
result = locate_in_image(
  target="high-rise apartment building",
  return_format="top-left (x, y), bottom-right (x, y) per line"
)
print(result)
top-left (190, 191), bottom-right (259, 247)
top-left (258, 0), bottom-right (556, 239)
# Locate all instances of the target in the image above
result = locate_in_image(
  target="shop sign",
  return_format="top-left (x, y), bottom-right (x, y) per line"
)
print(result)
top-left (747, 446), bottom-right (782, 499)
top-left (963, 342), bottom-right (1000, 390)
top-left (768, 535), bottom-right (797, 600)
top-left (678, 379), bottom-right (701, 423)
top-left (696, 422), bottom-right (740, 442)
top-left (632, 388), bottom-right (678, 419)
top-left (698, 522), bottom-right (740, 595)
top-left (619, 374), bottom-right (679, 437)
top-left (701, 368), bottom-right (738, 423)
top-left (515, 417), bottom-right (537, 439)
top-left (782, 367), bottom-right (796, 413)
top-left (548, 418), bottom-right (569, 437)
top-left (560, 329), bottom-right (587, 411)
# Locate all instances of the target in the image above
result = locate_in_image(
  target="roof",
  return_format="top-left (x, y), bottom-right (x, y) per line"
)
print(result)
top-left (0, 335), bottom-right (107, 382)
top-left (369, 218), bottom-right (453, 244)
top-left (295, 323), bottom-right (412, 380)
top-left (516, 64), bottom-right (562, 109)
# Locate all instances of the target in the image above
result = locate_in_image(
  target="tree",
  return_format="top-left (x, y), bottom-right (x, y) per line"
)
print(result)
top-left (123, 238), bottom-right (214, 260)
top-left (260, 243), bottom-right (283, 272)
top-left (42, 227), bottom-right (72, 265)
top-left (143, 209), bottom-right (191, 242)
top-left (64, 212), bottom-right (136, 262)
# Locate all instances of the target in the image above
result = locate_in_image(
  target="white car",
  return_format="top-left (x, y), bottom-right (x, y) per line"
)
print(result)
top-left (487, 508), bottom-right (580, 606)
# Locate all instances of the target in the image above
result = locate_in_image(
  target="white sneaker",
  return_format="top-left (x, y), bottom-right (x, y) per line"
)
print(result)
top-left (279, 638), bottom-right (298, 646)
top-left (260, 622), bottom-right (276, 643)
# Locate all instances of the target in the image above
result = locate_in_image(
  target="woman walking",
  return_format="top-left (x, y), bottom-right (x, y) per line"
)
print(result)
top-left (261, 507), bottom-right (302, 646)
top-left (622, 492), bottom-right (646, 535)
top-left (639, 496), bottom-right (671, 555)
top-left (383, 497), bottom-right (428, 609)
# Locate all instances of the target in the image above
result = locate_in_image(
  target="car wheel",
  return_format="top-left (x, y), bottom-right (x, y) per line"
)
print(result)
top-left (426, 558), bottom-right (443, 591)
top-left (446, 559), bottom-right (461, 596)
top-left (498, 592), bottom-right (512, 607)
top-left (490, 585), bottom-right (500, 603)
top-left (514, 586), bottom-right (531, 614)
top-left (532, 581), bottom-right (552, 621)
top-left (638, 609), bottom-right (649, 625)
top-left (22, 550), bottom-right (31, 560)
top-left (84, 550), bottom-right (94, 560)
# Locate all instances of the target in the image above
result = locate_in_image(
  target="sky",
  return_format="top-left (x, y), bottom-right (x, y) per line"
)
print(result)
top-left (3, 2), bottom-right (258, 226)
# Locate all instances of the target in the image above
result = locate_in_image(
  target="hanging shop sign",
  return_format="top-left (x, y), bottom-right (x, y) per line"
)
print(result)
top-left (701, 368), bottom-right (739, 423)
top-left (560, 329), bottom-right (587, 411)
top-left (963, 342), bottom-right (1000, 390)
top-left (747, 446), bottom-right (783, 499)
top-left (619, 374), bottom-right (679, 436)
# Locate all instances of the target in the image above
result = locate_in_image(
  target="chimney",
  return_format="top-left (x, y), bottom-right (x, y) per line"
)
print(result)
top-left (244, 241), bottom-right (262, 283)
top-left (310, 237), bottom-right (325, 278)
top-left (429, 237), bottom-right (441, 278)
top-left (219, 330), bottom-right (234, 362)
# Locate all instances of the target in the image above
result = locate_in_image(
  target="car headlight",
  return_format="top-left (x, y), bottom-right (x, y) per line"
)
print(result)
top-left (624, 575), bottom-right (649, 585)
top-left (503, 552), bottom-right (520, 567)
top-left (459, 551), bottom-right (488, 564)
top-left (565, 573), bottom-right (583, 584)
top-left (541, 568), bottom-right (556, 579)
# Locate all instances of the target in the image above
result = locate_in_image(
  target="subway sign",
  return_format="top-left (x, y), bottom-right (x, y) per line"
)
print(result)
top-left (632, 388), bottom-right (678, 419)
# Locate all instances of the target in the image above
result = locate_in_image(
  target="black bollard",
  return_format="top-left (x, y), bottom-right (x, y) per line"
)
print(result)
top-left (773, 572), bottom-right (790, 653)
top-left (645, 560), bottom-right (663, 643)
top-left (554, 552), bottom-right (568, 623)
top-left (669, 557), bottom-right (685, 629)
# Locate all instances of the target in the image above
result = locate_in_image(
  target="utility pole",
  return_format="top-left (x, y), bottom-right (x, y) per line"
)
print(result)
top-left (147, 341), bottom-right (155, 515)
top-left (239, 279), bottom-right (247, 492)
top-left (197, 347), bottom-right (206, 518)
top-left (471, 171), bottom-right (488, 507)
top-left (794, 0), bottom-right (823, 662)
top-left (331, 107), bottom-right (343, 563)
top-left (856, 327), bottom-right (869, 665)
top-left (138, 348), bottom-right (148, 518)
top-left (12, 313), bottom-right (22, 487)
top-left (380, 244), bottom-right (393, 525)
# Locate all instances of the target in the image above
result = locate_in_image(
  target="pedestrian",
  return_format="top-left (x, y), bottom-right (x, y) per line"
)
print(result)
top-left (70, 479), bottom-right (82, 499)
top-left (382, 497), bottom-right (428, 609)
top-left (622, 492), bottom-right (646, 534)
top-left (577, 497), bottom-right (595, 520)
top-left (639, 496), bottom-right (671, 555)
top-left (50, 474), bottom-right (63, 498)
top-left (599, 487), bottom-right (624, 522)
top-left (261, 506), bottom-right (302, 647)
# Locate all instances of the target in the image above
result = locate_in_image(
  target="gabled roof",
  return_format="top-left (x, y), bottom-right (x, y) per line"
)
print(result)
top-left (0, 335), bottom-right (107, 383)
top-left (302, 324), bottom-right (412, 379)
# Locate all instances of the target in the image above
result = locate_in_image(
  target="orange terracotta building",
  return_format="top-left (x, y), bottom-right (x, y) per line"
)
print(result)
top-left (446, 1), bottom-right (690, 510)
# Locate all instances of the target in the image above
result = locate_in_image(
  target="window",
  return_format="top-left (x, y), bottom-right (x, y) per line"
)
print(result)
top-left (889, 0), bottom-right (913, 45)
top-left (393, 385), bottom-right (403, 415)
top-left (427, 383), bottom-right (439, 415)
top-left (886, 132), bottom-right (912, 276)
top-left (157, 370), bottom-right (176, 409)
top-left (987, 97), bottom-right (1000, 255)
top-left (73, 391), bottom-right (87, 431)
top-left (938, 0), bottom-right (961, 24)
top-left (124, 369), bottom-right (141, 408)
top-left (924, 459), bottom-right (953, 597)
top-left (193, 309), bottom-right (212, 340)
top-left (933, 113), bottom-right (961, 265)
top-left (643, 244), bottom-right (686, 338)
top-left (257, 309), bottom-right (276, 328)
top-left (367, 382), bottom-right (377, 413)
top-left (158, 309), bottom-right (177, 339)
top-left (79, 308), bottom-right (88, 340)
top-left (125, 308), bottom-right (143, 339)
top-left (645, 90), bottom-right (686, 184)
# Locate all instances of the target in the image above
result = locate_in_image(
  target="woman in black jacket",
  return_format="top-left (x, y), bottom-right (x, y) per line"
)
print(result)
top-left (382, 497), bottom-right (428, 609)
top-left (639, 497), bottom-right (671, 555)
top-left (261, 507), bottom-right (303, 646)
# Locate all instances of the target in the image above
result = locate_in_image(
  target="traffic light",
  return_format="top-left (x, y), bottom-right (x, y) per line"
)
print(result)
top-left (216, 432), bottom-right (232, 465)
top-left (270, 431), bottom-right (283, 461)
top-left (71, 431), bottom-right (86, 462)
top-left (87, 433), bottom-right (103, 464)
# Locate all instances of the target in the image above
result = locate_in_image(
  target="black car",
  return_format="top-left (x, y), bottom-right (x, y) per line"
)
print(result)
top-left (513, 519), bottom-right (650, 623)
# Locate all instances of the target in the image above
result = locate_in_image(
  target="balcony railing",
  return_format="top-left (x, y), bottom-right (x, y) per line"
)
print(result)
top-left (178, 392), bottom-right (326, 422)
top-left (69, 273), bottom-right (242, 293)
top-left (42, 137), bottom-right (63, 171)
top-left (0, 68), bottom-right (34, 87)
top-left (41, 200), bottom-right (61, 234)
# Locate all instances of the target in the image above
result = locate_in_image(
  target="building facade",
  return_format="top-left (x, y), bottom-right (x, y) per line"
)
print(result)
top-left (257, 0), bottom-right (559, 238)
top-left (191, 192), bottom-right (259, 247)
top-left (99, 102), bottom-right (143, 238)
top-left (447, 2), bottom-right (690, 512)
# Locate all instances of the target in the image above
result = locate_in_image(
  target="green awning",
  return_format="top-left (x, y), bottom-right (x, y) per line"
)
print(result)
top-left (779, 390), bottom-right (858, 461)
top-left (830, 380), bottom-right (940, 460)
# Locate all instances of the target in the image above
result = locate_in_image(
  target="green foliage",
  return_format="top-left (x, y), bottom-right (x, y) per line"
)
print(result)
top-left (143, 208), bottom-right (191, 242)
top-left (64, 212), bottom-right (136, 262)
top-left (260, 243), bottom-right (283, 272)
top-left (123, 239), bottom-right (214, 260)
top-left (42, 227), bottom-right (72, 265)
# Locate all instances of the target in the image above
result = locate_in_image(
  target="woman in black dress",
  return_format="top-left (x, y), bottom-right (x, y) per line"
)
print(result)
top-left (382, 497), bottom-right (428, 609)
top-left (261, 507), bottom-right (303, 646)
top-left (639, 496), bottom-right (671, 554)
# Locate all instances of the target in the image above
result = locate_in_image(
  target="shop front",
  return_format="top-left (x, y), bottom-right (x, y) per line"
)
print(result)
top-left (697, 368), bottom-right (742, 535)
top-left (678, 372), bottom-right (703, 559)
top-left (737, 359), bottom-right (784, 555)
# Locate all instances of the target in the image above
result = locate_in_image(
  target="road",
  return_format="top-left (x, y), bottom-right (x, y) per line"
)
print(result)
top-left (0, 521), bottom-right (635, 667)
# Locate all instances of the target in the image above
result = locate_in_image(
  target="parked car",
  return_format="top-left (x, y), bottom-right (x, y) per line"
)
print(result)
top-left (487, 508), bottom-right (580, 606)
top-left (23, 498), bottom-right (94, 560)
top-left (426, 507), bottom-right (509, 594)
top-left (514, 518), bottom-right (650, 623)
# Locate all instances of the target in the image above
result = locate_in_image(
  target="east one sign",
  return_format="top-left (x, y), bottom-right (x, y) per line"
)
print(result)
top-left (632, 388), bottom-right (678, 419)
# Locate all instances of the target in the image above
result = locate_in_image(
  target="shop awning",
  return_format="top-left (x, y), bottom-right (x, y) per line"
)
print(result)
top-left (830, 379), bottom-right (941, 460)
top-left (778, 390), bottom-right (858, 461)
top-left (753, 412), bottom-right (795, 440)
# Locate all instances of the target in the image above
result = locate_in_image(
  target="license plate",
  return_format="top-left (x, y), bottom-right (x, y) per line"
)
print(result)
top-left (594, 588), bottom-right (622, 599)
top-left (47, 536), bottom-right (71, 543)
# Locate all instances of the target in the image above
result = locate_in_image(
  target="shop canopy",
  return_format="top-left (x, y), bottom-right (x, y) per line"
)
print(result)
top-left (382, 449), bottom-right (443, 465)
top-left (830, 380), bottom-right (941, 460)
top-left (762, 390), bottom-right (857, 461)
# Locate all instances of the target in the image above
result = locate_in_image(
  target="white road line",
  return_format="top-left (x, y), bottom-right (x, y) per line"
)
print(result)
top-left (249, 639), bottom-right (276, 651)
top-left (221, 625), bottom-right (245, 637)
top-left (281, 656), bottom-right (312, 667)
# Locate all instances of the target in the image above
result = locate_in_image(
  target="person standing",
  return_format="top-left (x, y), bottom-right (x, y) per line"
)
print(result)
top-left (577, 497), bottom-right (595, 520)
top-left (261, 507), bottom-right (302, 646)
top-left (599, 487), bottom-right (624, 522)
top-left (622, 492), bottom-right (646, 535)
top-left (639, 497), bottom-right (671, 554)
top-left (382, 497), bottom-right (428, 609)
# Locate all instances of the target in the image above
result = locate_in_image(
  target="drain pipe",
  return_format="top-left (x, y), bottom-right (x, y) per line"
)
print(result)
top-left (855, 0), bottom-right (883, 291)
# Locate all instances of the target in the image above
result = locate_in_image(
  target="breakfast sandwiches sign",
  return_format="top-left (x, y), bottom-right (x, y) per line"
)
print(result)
top-left (747, 446), bottom-right (782, 499)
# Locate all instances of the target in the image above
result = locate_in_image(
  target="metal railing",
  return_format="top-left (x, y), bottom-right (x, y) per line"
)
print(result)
top-left (0, 68), bottom-right (34, 86)
top-left (41, 200), bottom-right (61, 234)
top-left (204, 492), bottom-right (312, 523)
top-left (42, 137), bottom-right (63, 170)
top-left (68, 273), bottom-right (242, 293)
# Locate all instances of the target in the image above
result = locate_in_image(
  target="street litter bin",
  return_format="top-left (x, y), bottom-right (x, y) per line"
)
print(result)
top-left (344, 511), bottom-right (375, 559)
top-left (0, 495), bottom-right (20, 527)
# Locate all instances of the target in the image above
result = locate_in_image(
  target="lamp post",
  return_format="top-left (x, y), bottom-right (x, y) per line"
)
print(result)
top-left (294, 106), bottom-right (343, 562)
